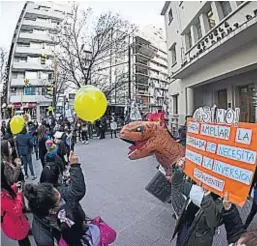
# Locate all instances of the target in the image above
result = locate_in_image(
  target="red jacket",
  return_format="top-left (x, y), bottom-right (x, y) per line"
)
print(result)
top-left (1, 184), bottom-right (30, 240)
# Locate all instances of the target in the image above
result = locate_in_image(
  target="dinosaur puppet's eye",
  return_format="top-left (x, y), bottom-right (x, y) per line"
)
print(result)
top-left (137, 127), bottom-right (141, 132)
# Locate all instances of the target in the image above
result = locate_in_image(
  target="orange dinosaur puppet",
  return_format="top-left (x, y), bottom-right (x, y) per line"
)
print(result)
top-left (120, 121), bottom-right (185, 176)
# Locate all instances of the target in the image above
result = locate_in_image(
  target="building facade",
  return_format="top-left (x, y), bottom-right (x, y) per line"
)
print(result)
top-left (95, 26), bottom-right (169, 116)
top-left (132, 26), bottom-right (169, 115)
top-left (161, 1), bottom-right (257, 134)
top-left (6, 1), bottom-right (71, 120)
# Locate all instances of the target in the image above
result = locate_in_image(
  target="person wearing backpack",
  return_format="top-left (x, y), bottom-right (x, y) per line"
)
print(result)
top-left (16, 126), bottom-right (37, 180)
top-left (1, 162), bottom-right (31, 246)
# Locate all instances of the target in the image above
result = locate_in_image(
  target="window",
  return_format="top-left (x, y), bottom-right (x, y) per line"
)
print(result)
top-left (17, 43), bottom-right (30, 47)
top-left (168, 9), bottom-right (173, 24)
top-left (220, 1), bottom-right (232, 18)
top-left (207, 8), bottom-right (216, 29)
top-left (39, 6), bottom-right (50, 11)
top-left (172, 95), bottom-right (178, 115)
top-left (170, 44), bottom-right (177, 65)
top-left (12, 73), bottom-right (18, 79)
top-left (14, 57), bottom-right (27, 63)
top-left (217, 89), bottom-right (227, 109)
top-left (196, 20), bottom-right (202, 40)
top-left (185, 31), bottom-right (192, 50)
top-left (24, 87), bottom-right (36, 95)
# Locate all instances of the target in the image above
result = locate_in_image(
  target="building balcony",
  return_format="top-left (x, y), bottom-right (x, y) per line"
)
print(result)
top-left (19, 32), bottom-right (53, 43)
top-left (133, 44), bottom-right (158, 59)
top-left (15, 46), bottom-right (53, 56)
top-left (11, 78), bottom-right (49, 87)
top-left (12, 62), bottom-right (53, 71)
top-left (22, 19), bottom-right (57, 30)
top-left (26, 5), bottom-right (65, 20)
top-left (10, 94), bottom-right (52, 103)
top-left (173, 2), bottom-right (257, 79)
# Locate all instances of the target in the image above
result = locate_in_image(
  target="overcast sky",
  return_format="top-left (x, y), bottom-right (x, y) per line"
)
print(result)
top-left (0, 1), bottom-right (165, 50)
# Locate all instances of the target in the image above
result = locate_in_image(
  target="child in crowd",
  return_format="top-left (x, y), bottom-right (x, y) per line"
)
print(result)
top-left (57, 204), bottom-right (100, 246)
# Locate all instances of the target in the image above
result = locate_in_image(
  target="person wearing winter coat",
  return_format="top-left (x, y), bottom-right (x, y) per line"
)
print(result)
top-left (1, 140), bottom-right (24, 184)
top-left (25, 152), bottom-right (86, 246)
top-left (44, 140), bottom-right (65, 174)
top-left (81, 122), bottom-right (89, 144)
top-left (99, 117), bottom-right (107, 140)
top-left (170, 159), bottom-right (222, 246)
top-left (110, 113), bottom-right (118, 139)
top-left (38, 125), bottom-right (50, 168)
top-left (1, 162), bottom-right (31, 246)
top-left (222, 192), bottom-right (246, 245)
top-left (16, 127), bottom-right (36, 180)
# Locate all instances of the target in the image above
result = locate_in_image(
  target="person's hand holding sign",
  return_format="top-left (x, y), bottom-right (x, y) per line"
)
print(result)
top-left (177, 157), bottom-right (185, 169)
top-left (223, 192), bottom-right (232, 210)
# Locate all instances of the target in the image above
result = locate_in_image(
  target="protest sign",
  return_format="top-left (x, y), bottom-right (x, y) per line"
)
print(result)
top-left (184, 105), bottom-right (257, 206)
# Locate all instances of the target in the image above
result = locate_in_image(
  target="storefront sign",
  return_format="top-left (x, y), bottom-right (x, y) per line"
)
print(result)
top-left (13, 103), bottom-right (36, 108)
top-left (184, 106), bottom-right (257, 206)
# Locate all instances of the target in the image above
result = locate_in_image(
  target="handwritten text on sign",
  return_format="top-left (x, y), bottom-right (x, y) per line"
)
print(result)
top-left (184, 119), bottom-right (257, 207)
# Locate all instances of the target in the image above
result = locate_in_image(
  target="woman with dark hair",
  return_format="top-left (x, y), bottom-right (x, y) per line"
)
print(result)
top-left (1, 162), bottom-right (31, 246)
top-left (38, 125), bottom-right (50, 168)
top-left (24, 182), bottom-right (62, 246)
top-left (26, 152), bottom-right (86, 246)
top-left (1, 140), bottom-right (24, 184)
top-left (40, 162), bottom-right (61, 185)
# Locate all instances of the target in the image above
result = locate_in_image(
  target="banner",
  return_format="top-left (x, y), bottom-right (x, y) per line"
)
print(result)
top-left (184, 106), bottom-right (257, 206)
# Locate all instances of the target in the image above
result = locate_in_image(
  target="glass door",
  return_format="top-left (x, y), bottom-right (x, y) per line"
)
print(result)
top-left (238, 85), bottom-right (255, 123)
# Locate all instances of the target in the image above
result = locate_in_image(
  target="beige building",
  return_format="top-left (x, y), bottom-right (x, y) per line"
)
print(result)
top-left (161, 1), bottom-right (257, 134)
top-left (6, 1), bottom-right (71, 120)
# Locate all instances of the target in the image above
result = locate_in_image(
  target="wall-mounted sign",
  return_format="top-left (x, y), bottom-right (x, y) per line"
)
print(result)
top-left (184, 105), bottom-right (257, 206)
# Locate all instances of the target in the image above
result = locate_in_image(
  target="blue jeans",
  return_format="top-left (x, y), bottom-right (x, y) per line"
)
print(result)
top-left (33, 136), bottom-right (39, 159)
top-left (21, 154), bottom-right (35, 176)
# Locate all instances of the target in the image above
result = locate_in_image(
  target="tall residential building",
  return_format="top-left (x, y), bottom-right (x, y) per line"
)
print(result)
top-left (95, 26), bottom-right (169, 116)
top-left (132, 26), bottom-right (169, 115)
top-left (161, 1), bottom-right (257, 134)
top-left (6, 1), bottom-right (71, 120)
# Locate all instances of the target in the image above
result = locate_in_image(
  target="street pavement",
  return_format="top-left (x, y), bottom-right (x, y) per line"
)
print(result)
top-left (1, 137), bottom-right (257, 246)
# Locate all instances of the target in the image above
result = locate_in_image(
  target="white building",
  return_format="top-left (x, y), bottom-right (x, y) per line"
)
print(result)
top-left (6, 1), bottom-right (71, 120)
top-left (161, 1), bottom-right (257, 133)
top-left (95, 26), bottom-right (169, 116)
top-left (132, 26), bottom-right (169, 115)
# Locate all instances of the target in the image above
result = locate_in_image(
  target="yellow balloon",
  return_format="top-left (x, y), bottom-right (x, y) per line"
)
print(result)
top-left (74, 86), bottom-right (107, 122)
top-left (10, 116), bottom-right (25, 135)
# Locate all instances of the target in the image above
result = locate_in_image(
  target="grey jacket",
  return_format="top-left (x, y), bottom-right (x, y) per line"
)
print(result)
top-left (171, 167), bottom-right (223, 246)
top-left (32, 163), bottom-right (86, 246)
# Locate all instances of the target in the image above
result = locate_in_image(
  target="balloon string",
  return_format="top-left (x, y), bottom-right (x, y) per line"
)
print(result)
top-left (13, 136), bottom-right (20, 159)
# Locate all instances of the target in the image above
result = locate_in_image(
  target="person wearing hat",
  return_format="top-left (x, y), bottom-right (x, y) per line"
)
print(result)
top-left (44, 140), bottom-right (65, 174)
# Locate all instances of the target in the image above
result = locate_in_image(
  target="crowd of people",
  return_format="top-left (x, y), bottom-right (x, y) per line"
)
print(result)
top-left (1, 112), bottom-right (257, 246)
top-left (1, 113), bottom-right (117, 246)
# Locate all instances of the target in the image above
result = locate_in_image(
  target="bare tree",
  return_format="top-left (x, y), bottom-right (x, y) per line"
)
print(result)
top-left (0, 47), bottom-right (7, 84)
top-left (53, 4), bottom-right (136, 96)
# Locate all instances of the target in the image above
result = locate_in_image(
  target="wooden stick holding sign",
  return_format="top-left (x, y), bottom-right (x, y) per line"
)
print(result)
top-left (184, 105), bottom-right (257, 206)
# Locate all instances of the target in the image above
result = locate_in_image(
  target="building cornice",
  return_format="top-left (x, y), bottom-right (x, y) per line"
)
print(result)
top-left (160, 1), bottom-right (171, 16)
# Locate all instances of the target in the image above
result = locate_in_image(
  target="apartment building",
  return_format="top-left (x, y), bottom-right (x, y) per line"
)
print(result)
top-left (96, 26), bottom-right (169, 116)
top-left (161, 1), bottom-right (257, 133)
top-left (132, 26), bottom-right (169, 115)
top-left (6, 1), bottom-right (71, 120)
